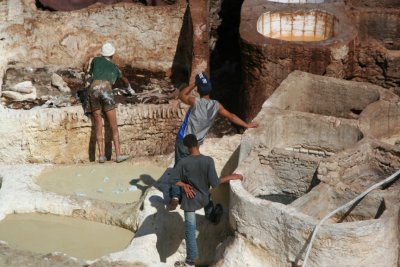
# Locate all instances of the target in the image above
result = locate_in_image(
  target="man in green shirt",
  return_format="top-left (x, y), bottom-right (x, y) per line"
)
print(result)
top-left (87, 42), bottom-right (133, 163)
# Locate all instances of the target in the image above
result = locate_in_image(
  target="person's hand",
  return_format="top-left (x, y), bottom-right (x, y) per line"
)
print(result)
top-left (183, 183), bottom-right (196, 199)
top-left (247, 121), bottom-right (259, 128)
top-left (126, 84), bottom-right (135, 96)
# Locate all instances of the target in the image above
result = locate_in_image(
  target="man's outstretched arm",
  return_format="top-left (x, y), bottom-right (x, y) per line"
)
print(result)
top-left (218, 103), bottom-right (259, 128)
top-left (219, 173), bottom-right (243, 184)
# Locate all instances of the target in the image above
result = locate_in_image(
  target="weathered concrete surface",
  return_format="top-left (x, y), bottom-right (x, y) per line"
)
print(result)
top-left (38, 0), bottom-right (143, 11)
top-left (359, 99), bottom-right (400, 142)
top-left (213, 234), bottom-right (274, 267)
top-left (222, 71), bottom-right (400, 267)
top-left (346, 0), bottom-right (400, 8)
top-left (264, 71), bottom-right (384, 119)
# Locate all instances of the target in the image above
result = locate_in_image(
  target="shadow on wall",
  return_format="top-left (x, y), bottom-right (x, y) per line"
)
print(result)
top-left (220, 146), bottom-right (240, 177)
top-left (171, 6), bottom-right (193, 88)
top-left (210, 0), bottom-right (246, 119)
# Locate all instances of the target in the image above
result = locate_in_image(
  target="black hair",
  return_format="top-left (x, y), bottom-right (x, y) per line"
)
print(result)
top-left (183, 134), bottom-right (198, 148)
top-left (199, 91), bottom-right (210, 97)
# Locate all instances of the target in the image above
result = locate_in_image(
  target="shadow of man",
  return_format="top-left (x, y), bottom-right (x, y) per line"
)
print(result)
top-left (129, 174), bottom-right (157, 195)
top-left (134, 194), bottom-right (184, 262)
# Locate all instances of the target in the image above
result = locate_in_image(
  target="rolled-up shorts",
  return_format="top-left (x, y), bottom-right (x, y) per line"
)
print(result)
top-left (88, 80), bottom-right (116, 112)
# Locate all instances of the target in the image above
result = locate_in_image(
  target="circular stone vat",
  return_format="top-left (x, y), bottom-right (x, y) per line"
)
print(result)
top-left (0, 213), bottom-right (133, 260)
top-left (257, 10), bottom-right (337, 42)
top-left (36, 162), bottom-right (166, 203)
top-left (239, 113), bottom-right (363, 201)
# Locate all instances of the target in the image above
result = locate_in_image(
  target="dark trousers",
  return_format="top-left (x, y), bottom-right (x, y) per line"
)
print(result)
top-left (170, 137), bottom-right (189, 199)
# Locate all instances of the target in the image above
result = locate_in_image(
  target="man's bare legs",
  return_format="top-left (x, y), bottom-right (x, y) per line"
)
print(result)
top-left (93, 108), bottom-right (129, 162)
top-left (104, 108), bottom-right (121, 156)
top-left (105, 108), bottom-right (129, 162)
top-left (93, 109), bottom-right (105, 159)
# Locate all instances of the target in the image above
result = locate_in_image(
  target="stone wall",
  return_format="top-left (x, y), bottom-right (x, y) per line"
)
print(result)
top-left (0, 104), bottom-right (185, 164)
top-left (0, 0), bottom-right (187, 93)
top-left (350, 8), bottom-right (400, 92)
top-left (345, 0), bottom-right (400, 8)
top-left (258, 148), bottom-right (321, 195)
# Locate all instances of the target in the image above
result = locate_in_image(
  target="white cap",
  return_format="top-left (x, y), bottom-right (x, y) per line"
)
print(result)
top-left (101, 42), bottom-right (115, 57)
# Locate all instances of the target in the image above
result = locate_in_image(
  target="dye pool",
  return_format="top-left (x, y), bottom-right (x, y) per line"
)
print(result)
top-left (257, 10), bottom-right (337, 42)
top-left (0, 213), bottom-right (133, 260)
top-left (36, 162), bottom-right (166, 203)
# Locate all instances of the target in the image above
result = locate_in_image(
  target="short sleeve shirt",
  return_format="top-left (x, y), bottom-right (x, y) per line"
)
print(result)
top-left (173, 154), bottom-right (219, 211)
top-left (177, 98), bottom-right (219, 144)
top-left (90, 56), bottom-right (121, 85)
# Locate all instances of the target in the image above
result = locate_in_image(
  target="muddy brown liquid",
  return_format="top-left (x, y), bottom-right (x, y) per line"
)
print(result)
top-left (0, 213), bottom-right (133, 260)
top-left (36, 162), bottom-right (166, 203)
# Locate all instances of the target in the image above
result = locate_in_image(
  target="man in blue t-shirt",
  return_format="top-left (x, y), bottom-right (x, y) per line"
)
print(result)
top-left (171, 134), bottom-right (243, 267)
